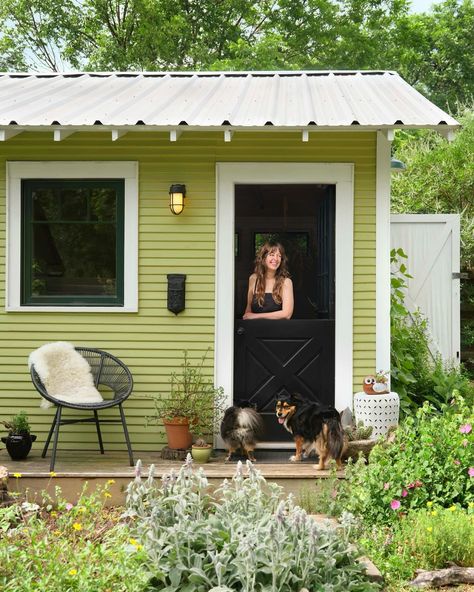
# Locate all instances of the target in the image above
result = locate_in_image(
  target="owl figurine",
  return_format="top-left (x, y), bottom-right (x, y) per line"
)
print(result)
top-left (363, 374), bottom-right (389, 395)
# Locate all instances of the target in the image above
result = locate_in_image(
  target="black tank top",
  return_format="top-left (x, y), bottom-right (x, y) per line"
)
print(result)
top-left (251, 292), bottom-right (282, 314)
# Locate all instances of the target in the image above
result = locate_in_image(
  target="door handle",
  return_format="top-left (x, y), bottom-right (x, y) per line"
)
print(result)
top-left (237, 326), bottom-right (245, 335)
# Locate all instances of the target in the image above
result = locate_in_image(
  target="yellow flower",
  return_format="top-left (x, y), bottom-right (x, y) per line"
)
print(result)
top-left (431, 511), bottom-right (438, 516)
top-left (426, 527), bottom-right (433, 532)
top-left (72, 523), bottom-right (82, 531)
top-left (426, 501), bottom-right (433, 507)
top-left (103, 492), bottom-right (112, 498)
top-left (449, 505), bottom-right (456, 512)
top-left (13, 473), bottom-right (22, 478)
top-left (129, 538), bottom-right (138, 546)
top-left (49, 471), bottom-right (57, 477)
top-left (50, 511), bottom-right (58, 517)
top-left (107, 479), bottom-right (115, 485)
top-left (68, 569), bottom-right (77, 576)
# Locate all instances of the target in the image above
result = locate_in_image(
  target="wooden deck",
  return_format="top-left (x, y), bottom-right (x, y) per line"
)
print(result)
top-left (1, 448), bottom-right (344, 504)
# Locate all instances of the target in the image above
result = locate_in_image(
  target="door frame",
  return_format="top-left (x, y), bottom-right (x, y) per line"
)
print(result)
top-left (215, 162), bottom-right (354, 438)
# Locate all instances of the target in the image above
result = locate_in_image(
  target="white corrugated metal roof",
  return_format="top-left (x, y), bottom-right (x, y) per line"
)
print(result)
top-left (0, 71), bottom-right (459, 130)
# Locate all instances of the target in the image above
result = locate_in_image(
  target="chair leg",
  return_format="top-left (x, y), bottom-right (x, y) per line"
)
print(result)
top-left (94, 410), bottom-right (105, 454)
top-left (50, 406), bottom-right (62, 472)
top-left (42, 407), bottom-right (59, 458)
top-left (119, 403), bottom-right (134, 466)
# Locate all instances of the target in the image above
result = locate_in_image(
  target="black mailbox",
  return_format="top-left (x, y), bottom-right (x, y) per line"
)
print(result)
top-left (167, 274), bottom-right (186, 315)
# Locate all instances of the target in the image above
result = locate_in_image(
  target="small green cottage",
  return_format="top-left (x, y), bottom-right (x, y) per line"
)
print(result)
top-left (0, 70), bottom-right (459, 451)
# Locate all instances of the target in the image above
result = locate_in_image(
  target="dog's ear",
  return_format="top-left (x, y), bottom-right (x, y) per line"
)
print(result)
top-left (289, 392), bottom-right (306, 405)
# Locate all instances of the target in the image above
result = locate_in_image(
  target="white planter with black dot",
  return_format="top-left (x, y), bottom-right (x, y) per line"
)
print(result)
top-left (353, 391), bottom-right (400, 438)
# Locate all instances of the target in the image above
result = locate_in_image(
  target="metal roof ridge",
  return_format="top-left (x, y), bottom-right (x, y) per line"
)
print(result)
top-left (0, 69), bottom-right (400, 78)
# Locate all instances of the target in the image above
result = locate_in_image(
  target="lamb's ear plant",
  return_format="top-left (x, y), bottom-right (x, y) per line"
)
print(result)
top-left (126, 456), bottom-right (380, 592)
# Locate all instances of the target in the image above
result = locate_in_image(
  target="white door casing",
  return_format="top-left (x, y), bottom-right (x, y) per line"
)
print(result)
top-left (390, 214), bottom-right (461, 363)
top-left (215, 162), bottom-right (354, 431)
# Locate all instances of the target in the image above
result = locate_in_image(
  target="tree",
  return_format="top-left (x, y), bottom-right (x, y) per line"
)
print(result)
top-left (392, 108), bottom-right (474, 271)
top-left (394, 0), bottom-right (474, 110)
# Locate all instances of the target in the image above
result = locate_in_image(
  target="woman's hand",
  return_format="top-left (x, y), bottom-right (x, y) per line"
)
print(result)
top-left (243, 311), bottom-right (259, 320)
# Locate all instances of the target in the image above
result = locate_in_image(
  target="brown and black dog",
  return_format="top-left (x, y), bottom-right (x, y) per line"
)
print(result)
top-left (275, 393), bottom-right (345, 470)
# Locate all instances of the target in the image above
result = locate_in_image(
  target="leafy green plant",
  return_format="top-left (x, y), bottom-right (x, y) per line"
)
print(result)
top-left (2, 410), bottom-right (31, 435)
top-left (390, 248), bottom-right (473, 414)
top-left (339, 395), bottom-right (474, 525)
top-left (355, 505), bottom-right (474, 591)
top-left (126, 457), bottom-right (379, 592)
top-left (147, 349), bottom-right (226, 443)
top-left (344, 421), bottom-right (374, 442)
top-left (398, 505), bottom-right (474, 569)
top-left (0, 480), bottom-right (148, 592)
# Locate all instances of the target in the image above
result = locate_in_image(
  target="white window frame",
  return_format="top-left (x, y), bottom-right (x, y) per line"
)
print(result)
top-left (6, 161), bottom-right (138, 312)
top-left (215, 162), bottom-right (354, 423)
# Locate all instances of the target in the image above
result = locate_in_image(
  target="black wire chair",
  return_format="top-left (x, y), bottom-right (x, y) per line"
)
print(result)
top-left (30, 347), bottom-right (134, 471)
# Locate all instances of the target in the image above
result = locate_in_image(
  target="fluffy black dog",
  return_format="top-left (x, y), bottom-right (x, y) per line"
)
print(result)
top-left (220, 402), bottom-right (264, 462)
top-left (275, 393), bottom-right (345, 469)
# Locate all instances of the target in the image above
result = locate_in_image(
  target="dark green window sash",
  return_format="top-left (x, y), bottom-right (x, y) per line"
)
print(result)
top-left (21, 179), bottom-right (125, 306)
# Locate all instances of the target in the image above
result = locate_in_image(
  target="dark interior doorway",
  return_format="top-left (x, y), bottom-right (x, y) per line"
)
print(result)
top-left (234, 184), bottom-right (335, 320)
top-left (234, 184), bottom-right (336, 442)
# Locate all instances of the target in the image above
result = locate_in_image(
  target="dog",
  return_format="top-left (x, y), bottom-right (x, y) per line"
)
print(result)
top-left (275, 393), bottom-right (345, 470)
top-left (220, 402), bottom-right (264, 462)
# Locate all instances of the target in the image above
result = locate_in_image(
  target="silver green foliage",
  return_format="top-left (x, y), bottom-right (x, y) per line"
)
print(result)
top-left (125, 456), bottom-right (379, 592)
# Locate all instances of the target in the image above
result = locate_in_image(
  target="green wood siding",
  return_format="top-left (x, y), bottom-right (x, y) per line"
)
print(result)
top-left (0, 131), bottom-right (376, 450)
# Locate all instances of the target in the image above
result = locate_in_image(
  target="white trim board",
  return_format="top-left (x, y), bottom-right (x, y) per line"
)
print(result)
top-left (6, 161), bottom-right (139, 312)
top-left (215, 162), bottom-right (354, 425)
top-left (376, 132), bottom-right (392, 377)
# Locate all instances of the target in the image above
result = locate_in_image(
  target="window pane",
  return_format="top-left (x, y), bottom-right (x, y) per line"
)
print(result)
top-left (60, 187), bottom-right (89, 221)
top-left (32, 223), bottom-right (116, 297)
top-left (23, 179), bottom-right (124, 305)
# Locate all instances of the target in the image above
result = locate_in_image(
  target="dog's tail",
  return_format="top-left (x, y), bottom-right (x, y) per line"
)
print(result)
top-left (326, 415), bottom-right (345, 461)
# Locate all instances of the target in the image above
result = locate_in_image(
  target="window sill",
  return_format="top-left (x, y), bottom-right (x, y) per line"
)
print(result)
top-left (5, 305), bottom-right (138, 313)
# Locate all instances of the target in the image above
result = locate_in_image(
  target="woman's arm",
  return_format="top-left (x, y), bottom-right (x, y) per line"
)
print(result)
top-left (243, 274), bottom-right (257, 318)
top-left (243, 278), bottom-right (294, 320)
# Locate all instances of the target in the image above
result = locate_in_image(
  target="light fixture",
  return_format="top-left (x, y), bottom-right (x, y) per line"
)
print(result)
top-left (169, 184), bottom-right (186, 215)
top-left (390, 158), bottom-right (406, 173)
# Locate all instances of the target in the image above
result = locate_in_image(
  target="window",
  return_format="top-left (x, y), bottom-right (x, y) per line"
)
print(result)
top-left (7, 162), bottom-right (138, 312)
top-left (22, 179), bottom-right (124, 306)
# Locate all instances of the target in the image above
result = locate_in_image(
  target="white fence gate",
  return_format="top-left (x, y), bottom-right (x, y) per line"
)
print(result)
top-left (390, 214), bottom-right (460, 364)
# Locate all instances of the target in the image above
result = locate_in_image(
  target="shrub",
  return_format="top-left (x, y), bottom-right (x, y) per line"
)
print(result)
top-left (126, 457), bottom-right (380, 592)
top-left (391, 248), bottom-right (473, 414)
top-left (0, 481), bottom-right (147, 592)
top-left (339, 395), bottom-right (474, 525)
top-left (398, 505), bottom-right (474, 569)
top-left (355, 505), bottom-right (474, 590)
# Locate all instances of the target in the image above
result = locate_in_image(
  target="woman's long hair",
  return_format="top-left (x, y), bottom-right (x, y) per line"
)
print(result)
top-left (253, 241), bottom-right (290, 307)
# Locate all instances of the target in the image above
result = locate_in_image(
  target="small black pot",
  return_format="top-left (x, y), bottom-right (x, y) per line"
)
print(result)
top-left (1, 433), bottom-right (37, 460)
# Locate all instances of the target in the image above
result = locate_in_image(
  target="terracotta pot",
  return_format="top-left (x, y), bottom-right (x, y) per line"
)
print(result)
top-left (163, 417), bottom-right (192, 450)
top-left (191, 445), bottom-right (212, 463)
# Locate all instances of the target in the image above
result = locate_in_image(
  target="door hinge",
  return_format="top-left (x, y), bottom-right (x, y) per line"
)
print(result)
top-left (452, 272), bottom-right (468, 280)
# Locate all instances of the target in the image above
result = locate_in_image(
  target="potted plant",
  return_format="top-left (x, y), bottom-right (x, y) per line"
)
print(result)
top-left (342, 421), bottom-right (376, 461)
top-left (1, 411), bottom-right (37, 460)
top-left (147, 350), bottom-right (226, 454)
top-left (191, 438), bottom-right (213, 463)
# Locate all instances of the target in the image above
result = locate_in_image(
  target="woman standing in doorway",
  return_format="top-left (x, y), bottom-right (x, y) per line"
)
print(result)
top-left (243, 241), bottom-right (294, 319)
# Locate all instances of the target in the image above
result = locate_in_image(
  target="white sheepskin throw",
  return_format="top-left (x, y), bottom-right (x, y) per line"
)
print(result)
top-left (29, 342), bottom-right (103, 409)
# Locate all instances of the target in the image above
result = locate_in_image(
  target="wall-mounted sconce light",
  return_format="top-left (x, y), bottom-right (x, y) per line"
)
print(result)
top-left (169, 184), bottom-right (186, 215)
